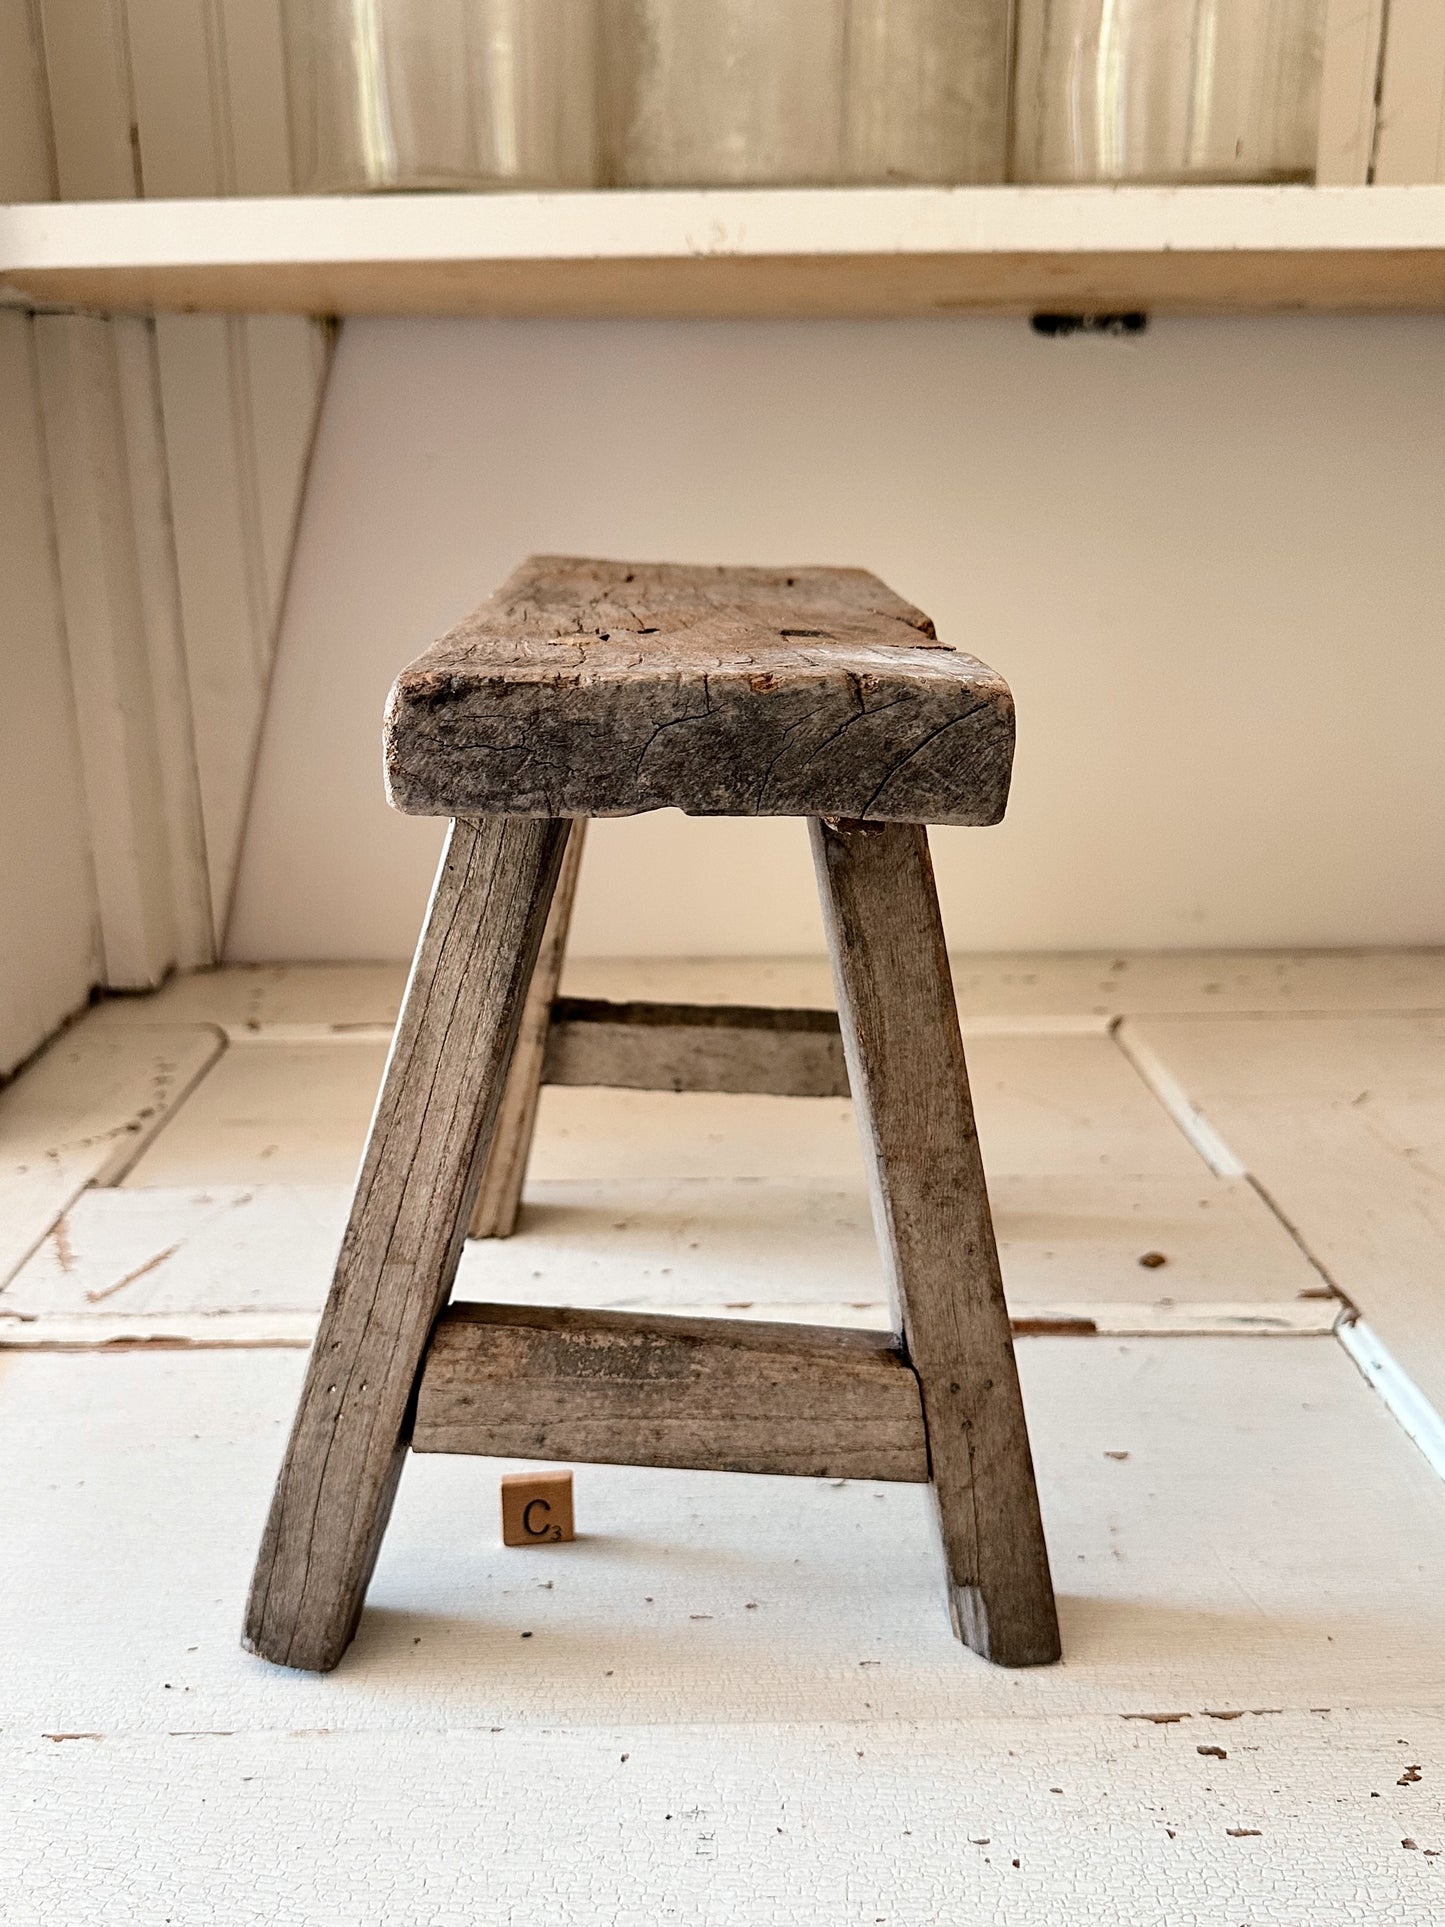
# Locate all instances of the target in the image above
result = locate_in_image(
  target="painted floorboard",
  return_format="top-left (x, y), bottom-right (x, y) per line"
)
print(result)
top-left (88, 951), bottom-right (1445, 1034)
top-left (1125, 1014), bottom-right (1445, 1415)
top-left (4, 1711), bottom-right (1441, 1926)
top-left (118, 1029), bottom-right (1225, 1187)
top-left (3, 1172), bottom-right (1328, 1344)
top-left (3, 1339), bottom-right (1443, 1737)
top-left (0, 1022), bottom-right (223, 1287)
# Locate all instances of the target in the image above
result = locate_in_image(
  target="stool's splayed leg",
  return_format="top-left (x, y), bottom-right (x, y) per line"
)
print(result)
top-left (244, 814), bottom-right (571, 1673)
top-left (469, 821), bottom-right (587, 1240)
top-left (810, 817), bottom-right (1060, 1668)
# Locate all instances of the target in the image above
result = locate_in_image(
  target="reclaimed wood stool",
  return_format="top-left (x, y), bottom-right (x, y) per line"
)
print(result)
top-left (244, 557), bottom-right (1060, 1674)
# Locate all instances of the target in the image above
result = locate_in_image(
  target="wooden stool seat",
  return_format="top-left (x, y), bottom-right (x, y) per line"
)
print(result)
top-left (385, 556), bottom-right (1015, 824)
top-left (245, 557), bottom-right (1060, 1678)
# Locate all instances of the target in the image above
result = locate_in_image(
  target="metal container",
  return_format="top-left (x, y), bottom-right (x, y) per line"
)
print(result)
top-left (283, 0), bottom-right (599, 192)
top-left (1011, 0), bottom-right (1325, 184)
top-left (605, 0), bottom-right (1011, 187)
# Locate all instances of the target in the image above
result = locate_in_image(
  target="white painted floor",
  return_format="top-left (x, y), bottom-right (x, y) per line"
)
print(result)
top-left (3, 951), bottom-right (1445, 1923)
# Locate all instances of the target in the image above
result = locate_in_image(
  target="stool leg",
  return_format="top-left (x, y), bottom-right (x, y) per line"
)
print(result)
top-left (809, 818), bottom-right (1060, 1668)
top-left (244, 815), bottom-right (571, 1672)
top-left (469, 819), bottom-right (587, 1239)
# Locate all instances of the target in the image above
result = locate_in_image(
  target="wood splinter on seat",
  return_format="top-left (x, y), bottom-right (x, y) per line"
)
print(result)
top-left (243, 556), bottom-right (1060, 1677)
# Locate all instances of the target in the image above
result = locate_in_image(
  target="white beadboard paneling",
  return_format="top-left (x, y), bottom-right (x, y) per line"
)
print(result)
top-left (1315, 0), bottom-right (1388, 184)
top-left (149, 307), bottom-right (330, 938)
top-left (29, 0), bottom-right (330, 962)
top-left (35, 0), bottom-right (137, 201)
top-left (1374, 0), bottom-right (1445, 184)
top-left (240, 314), bottom-right (335, 623)
top-left (0, 314), bottom-right (97, 1073)
top-left (121, 0), bottom-right (296, 200)
top-left (228, 313), bottom-right (1445, 960)
top-left (122, 0), bottom-right (330, 940)
top-left (30, 0), bottom-right (217, 986)
top-left (124, 0), bottom-right (230, 199)
top-left (33, 313), bottom-right (178, 989)
top-left (0, 0), bottom-right (55, 199)
top-left (214, 0), bottom-right (294, 196)
top-left (151, 312), bottom-right (274, 933)
top-left (111, 315), bottom-right (215, 967)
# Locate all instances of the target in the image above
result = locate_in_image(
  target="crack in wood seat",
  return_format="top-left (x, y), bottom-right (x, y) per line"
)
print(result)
top-left (384, 556), bottom-right (1015, 823)
top-left (245, 555), bottom-right (1059, 1679)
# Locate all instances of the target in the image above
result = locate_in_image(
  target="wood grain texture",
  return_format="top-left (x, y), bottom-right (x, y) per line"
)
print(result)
top-left (243, 815), bottom-right (570, 1672)
top-left (544, 996), bottom-right (850, 1097)
top-left (811, 817), bottom-right (1060, 1668)
top-left (470, 819), bottom-right (586, 1239)
top-left (385, 557), bottom-right (1014, 826)
top-left (414, 1301), bottom-right (927, 1481)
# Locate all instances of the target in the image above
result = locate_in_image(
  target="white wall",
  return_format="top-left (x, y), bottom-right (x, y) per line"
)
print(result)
top-left (227, 312), bottom-right (1445, 962)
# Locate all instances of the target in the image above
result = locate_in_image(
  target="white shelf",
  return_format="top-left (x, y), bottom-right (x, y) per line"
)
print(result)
top-left (4, 185), bottom-right (1445, 318)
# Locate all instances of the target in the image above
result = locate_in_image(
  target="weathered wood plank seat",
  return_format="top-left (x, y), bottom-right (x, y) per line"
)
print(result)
top-left (244, 557), bottom-right (1059, 1678)
top-left (384, 556), bottom-right (1015, 823)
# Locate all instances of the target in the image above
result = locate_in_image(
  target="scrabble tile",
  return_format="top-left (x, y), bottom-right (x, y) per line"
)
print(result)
top-left (501, 1470), bottom-right (574, 1546)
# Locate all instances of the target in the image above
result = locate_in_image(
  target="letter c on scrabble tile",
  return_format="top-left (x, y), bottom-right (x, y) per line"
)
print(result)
top-left (500, 1470), bottom-right (575, 1546)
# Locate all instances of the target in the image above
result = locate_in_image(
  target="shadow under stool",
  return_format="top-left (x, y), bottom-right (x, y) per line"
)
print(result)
top-left (244, 555), bottom-right (1061, 1675)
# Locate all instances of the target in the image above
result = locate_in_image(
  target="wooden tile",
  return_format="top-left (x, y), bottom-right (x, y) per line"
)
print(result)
top-left (500, 1470), bottom-right (574, 1546)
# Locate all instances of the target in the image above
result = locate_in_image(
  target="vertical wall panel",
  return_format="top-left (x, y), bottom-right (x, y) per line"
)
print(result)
top-left (215, 0), bottom-right (294, 195)
top-left (1315, 0), bottom-right (1388, 184)
top-left (34, 315), bottom-right (178, 988)
top-left (0, 0), bottom-right (56, 198)
top-left (151, 312), bottom-right (274, 926)
top-left (0, 316), bottom-right (99, 1074)
top-left (36, 0), bottom-right (138, 199)
top-left (124, 0), bottom-right (333, 943)
top-left (0, 5), bottom-right (99, 1070)
top-left (112, 318), bottom-right (215, 966)
top-left (1373, 0), bottom-right (1445, 184)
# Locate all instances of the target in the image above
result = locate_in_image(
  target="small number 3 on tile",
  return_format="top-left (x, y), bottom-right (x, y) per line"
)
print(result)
top-left (501, 1471), bottom-right (575, 1546)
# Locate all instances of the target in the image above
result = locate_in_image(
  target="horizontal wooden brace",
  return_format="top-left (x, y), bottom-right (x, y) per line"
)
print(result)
top-left (543, 997), bottom-right (850, 1098)
top-left (412, 1302), bottom-right (928, 1482)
